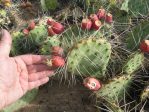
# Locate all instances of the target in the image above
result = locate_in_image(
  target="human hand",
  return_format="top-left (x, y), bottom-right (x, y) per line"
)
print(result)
top-left (0, 30), bottom-right (54, 109)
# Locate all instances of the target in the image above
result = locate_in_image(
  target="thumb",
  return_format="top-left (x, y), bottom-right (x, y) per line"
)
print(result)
top-left (0, 29), bottom-right (12, 57)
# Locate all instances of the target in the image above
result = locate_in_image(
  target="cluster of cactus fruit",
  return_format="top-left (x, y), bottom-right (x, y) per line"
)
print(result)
top-left (3, 2), bottom-right (149, 111)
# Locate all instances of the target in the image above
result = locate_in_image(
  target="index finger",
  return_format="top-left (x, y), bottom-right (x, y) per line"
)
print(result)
top-left (17, 54), bottom-right (50, 65)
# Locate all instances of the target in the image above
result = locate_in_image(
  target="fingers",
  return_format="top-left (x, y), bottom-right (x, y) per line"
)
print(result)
top-left (18, 54), bottom-right (50, 65)
top-left (28, 70), bottom-right (54, 82)
top-left (27, 64), bottom-right (51, 74)
top-left (0, 29), bottom-right (12, 57)
top-left (28, 77), bottom-right (49, 90)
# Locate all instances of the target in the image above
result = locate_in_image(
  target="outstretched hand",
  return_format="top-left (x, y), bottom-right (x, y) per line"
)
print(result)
top-left (0, 30), bottom-right (54, 109)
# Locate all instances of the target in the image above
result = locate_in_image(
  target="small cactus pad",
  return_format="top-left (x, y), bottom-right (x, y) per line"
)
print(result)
top-left (67, 37), bottom-right (111, 78)
top-left (28, 25), bottom-right (48, 45)
top-left (2, 89), bottom-right (38, 112)
top-left (122, 52), bottom-right (144, 75)
top-left (96, 75), bottom-right (132, 103)
top-left (11, 31), bottom-right (39, 55)
top-left (126, 21), bottom-right (149, 51)
top-left (141, 85), bottom-right (149, 101)
top-left (39, 36), bottom-right (60, 55)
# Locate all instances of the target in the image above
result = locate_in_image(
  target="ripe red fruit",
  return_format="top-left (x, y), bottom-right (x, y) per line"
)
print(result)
top-left (81, 19), bottom-right (92, 30)
top-left (48, 26), bottom-right (56, 36)
top-left (92, 20), bottom-right (102, 30)
top-left (97, 8), bottom-right (106, 19)
top-left (83, 77), bottom-right (102, 91)
top-left (105, 13), bottom-right (113, 23)
top-left (52, 22), bottom-right (64, 34)
top-left (140, 40), bottom-right (149, 52)
top-left (28, 21), bottom-right (35, 30)
top-left (47, 18), bottom-right (55, 25)
top-left (89, 14), bottom-right (99, 22)
top-left (51, 56), bottom-right (65, 67)
top-left (52, 46), bottom-right (64, 56)
top-left (23, 29), bottom-right (29, 35)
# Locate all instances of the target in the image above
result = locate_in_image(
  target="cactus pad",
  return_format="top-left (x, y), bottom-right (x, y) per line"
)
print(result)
top-left (39, 36), bottom-right (61, 55)
top-left (122, 52), bottom-right (144, 75)
top-left (141, 85), bottom-right (149, 101)
top-left (96, 75), bottom-right (132, 103)
top-left (67, 37), bottom-right (111, 78)
top-left (126, 21), bottom-right (149, 51)
top-left (28, 25), bottom-right (48, 46)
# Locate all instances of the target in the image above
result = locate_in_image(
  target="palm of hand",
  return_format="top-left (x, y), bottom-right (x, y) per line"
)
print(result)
top-left (0, 30), bottom-right (54, 109)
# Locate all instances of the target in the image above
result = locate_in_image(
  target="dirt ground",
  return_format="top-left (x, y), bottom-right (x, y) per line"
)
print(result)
top-left (15, 78), bottom-right (97, 112)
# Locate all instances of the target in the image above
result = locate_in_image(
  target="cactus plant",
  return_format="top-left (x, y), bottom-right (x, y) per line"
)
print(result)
top-left (67, 37), bottom-right (111, 78)
top-left (96, 51), bottom-right (144, 111)
top-left (141, 83), bottom-right (149, 101)
top-left (11, 24), bottom-right (48, 56)
top-left (0, 9), bottom-right (15, 29)
top-left (122, 52), bottom-right (144, 74)
top-left (39, 36), bottom-right (61, 55)
top-left (126, 21), bottom-right (149, 51)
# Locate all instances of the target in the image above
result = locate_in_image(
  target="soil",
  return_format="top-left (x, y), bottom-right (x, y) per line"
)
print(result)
top-left (15, 78), bottom-right (97, 112)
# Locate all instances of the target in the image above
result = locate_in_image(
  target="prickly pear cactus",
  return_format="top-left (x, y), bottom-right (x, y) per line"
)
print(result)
top-left (141, 83), bottom-right (149, 101)
top-left (39, 36), bottom-right (61, 55)
top-left (96, 75), bottom-right (132, 103)
top-left (40, 0), bottom-right (59, 11)
top-left (2, 89), bottom-right (38, 112)
top-left (67, 37), bottom-right (111, 78)
top-left (122, 52), bottom-right (144, 74)
top-left (120, 0), bottom-right (149, 16)
top-left (126, 21), bottom-right (149, 51)
top-left (11, 25), bottom-right (48, 56)
top-left (28, 25), bottom-right (48, 46)
top-left (96, 51), bottom-right (144, 110)
top-left (0, 9), bottom-right (15, 29)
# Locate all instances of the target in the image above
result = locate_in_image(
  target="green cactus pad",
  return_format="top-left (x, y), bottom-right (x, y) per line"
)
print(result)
top-left (122, 52), bottom-right (144, 75)
top-left (2, 89), bottom-right (38, 112)
top-left (11, 31), bottom-right (39, 56)
top-left (141, 84), bottom-right (149, 101)
top-left (39, 36), bottom-right (60, 55)
top-left (126, 21), bottom-right (149, 51)
top-left (41, 0), bottom-right (59, 11)
top-left (121, 0), bottom-right (149, 16)
top-left (67, 37), bottom-right (111, 78)
top-left (28, 25), bottom-right (48, 46)
top-left (96, 75), bottom-right (132, 103)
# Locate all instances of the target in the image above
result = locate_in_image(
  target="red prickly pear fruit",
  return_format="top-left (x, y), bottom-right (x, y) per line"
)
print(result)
top-left (52, 46), bottom-right (64, 56)
top-left (105, 13), bottom-right (113, 23)
top-left (28, 21), bottom-right (35, 30)
top-left (48, 26), bottom-right (56, 36)
top-left (83, 77), bottom-right (102, 91)
top-left (81, 19), bottom-right (92, 30)
top-left (47, 18), bottom-right (55, 25)
top-left (92, 20), bottom-right (102, 30)
top-left (51, 56), bottom-right (65, 68)
top-left (97, 8), bottom-right (106, 19)
top-left (89, 14), bottom-right (99, 22)
top-left (52, 22), bottom-right (64, 34)
top-left (23, 29), bottom-right (29, 35)
top-left (140, 40), bottom-right (149, 52)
